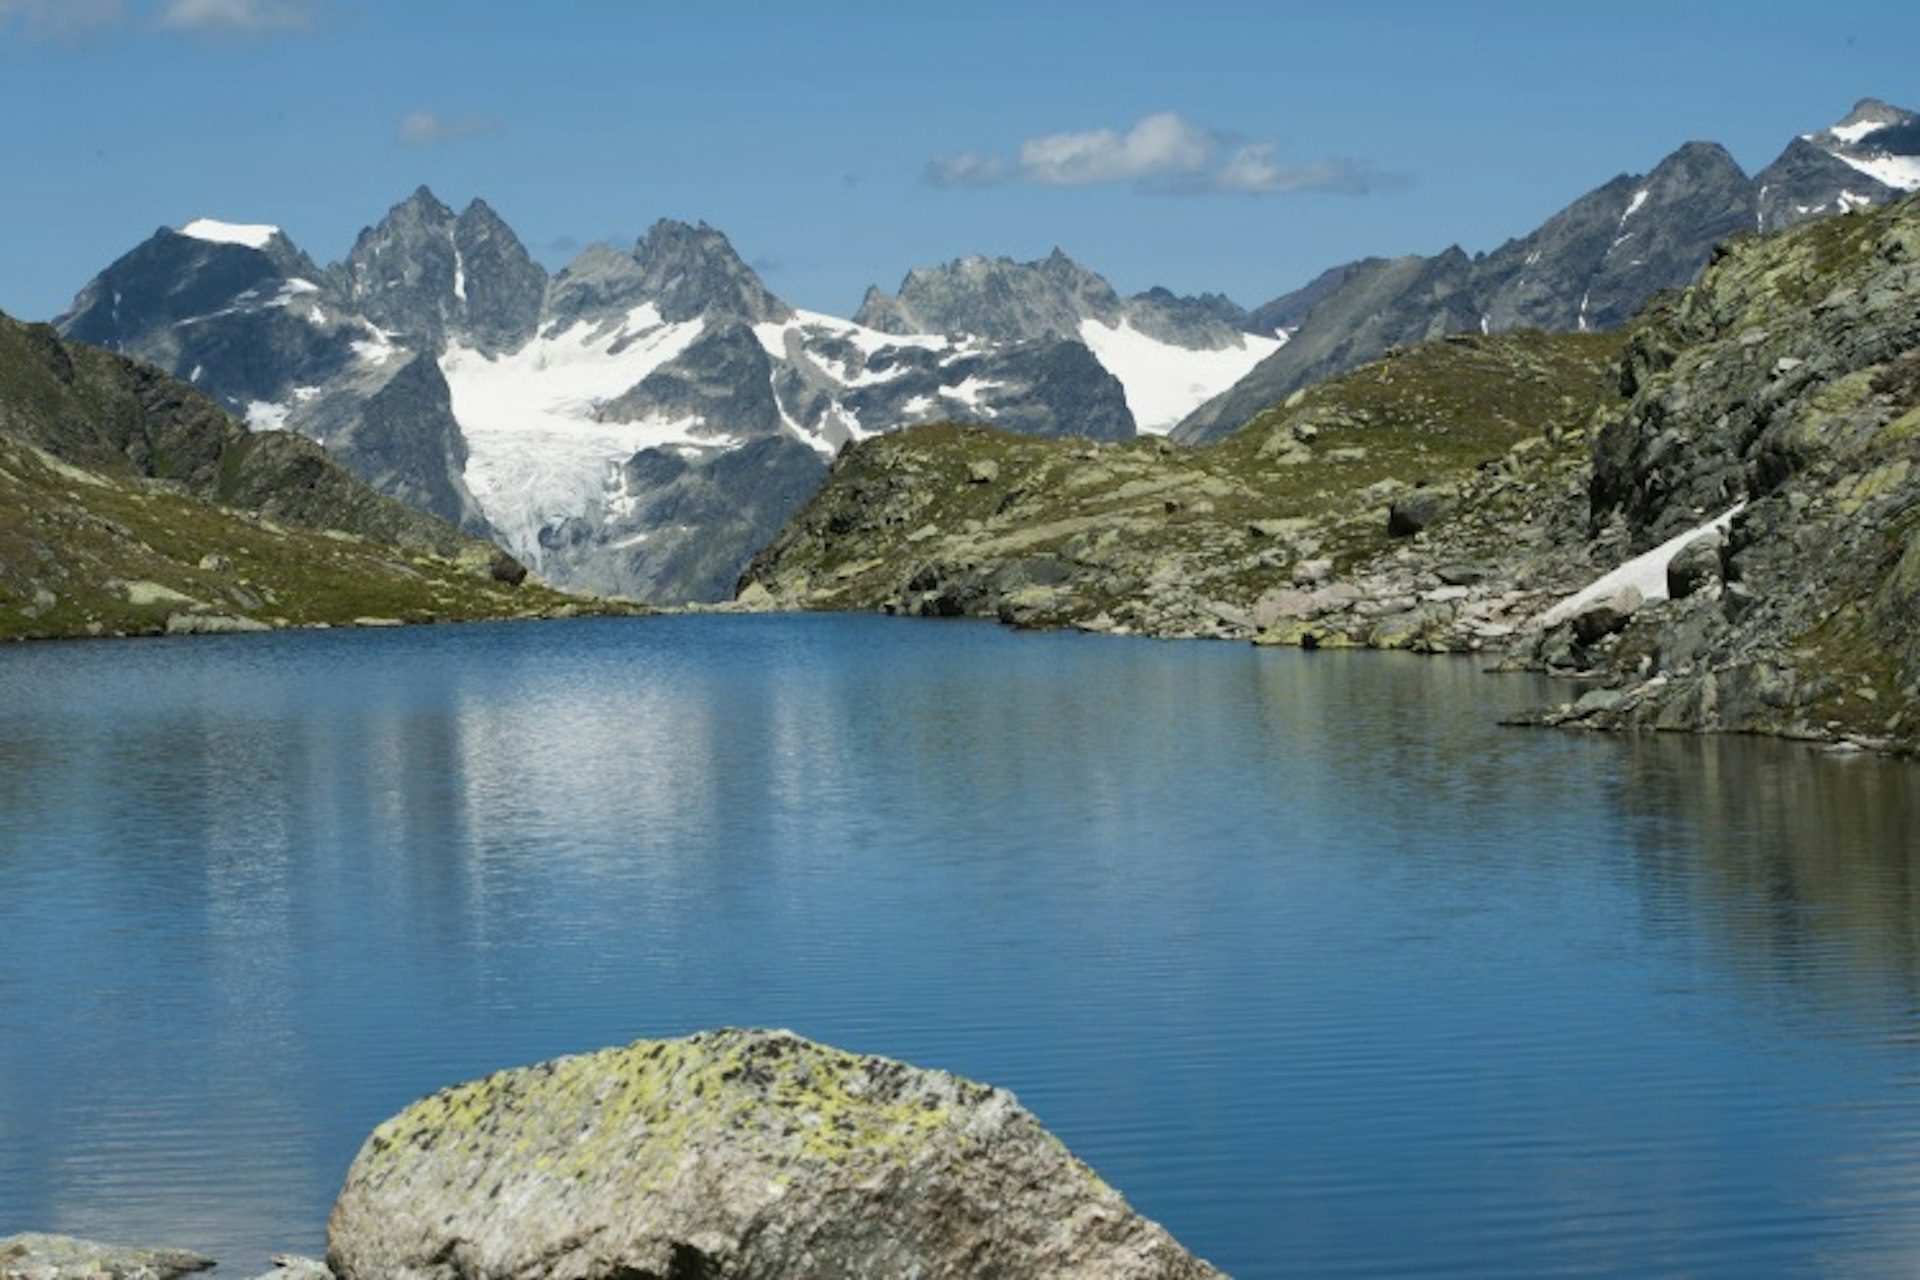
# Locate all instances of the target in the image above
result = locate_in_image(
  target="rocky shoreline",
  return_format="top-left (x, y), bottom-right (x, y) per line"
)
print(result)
top-left (6, 1030), bottom-right (1219, 1280)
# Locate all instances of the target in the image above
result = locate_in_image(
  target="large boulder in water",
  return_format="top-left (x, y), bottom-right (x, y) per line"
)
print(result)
top-left (327, 1028), bottom-right (1221, 1280)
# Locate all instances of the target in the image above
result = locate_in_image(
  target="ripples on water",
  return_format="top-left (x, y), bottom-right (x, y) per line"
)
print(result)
top-left (2, 615), bottom-right (1919, 1276)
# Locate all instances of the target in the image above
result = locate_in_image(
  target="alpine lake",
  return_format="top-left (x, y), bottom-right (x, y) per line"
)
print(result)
top-left (3, 613), bottom-right (1920, 1277)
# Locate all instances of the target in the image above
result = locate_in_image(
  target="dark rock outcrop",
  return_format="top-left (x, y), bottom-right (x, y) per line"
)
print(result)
top-left (327, 1028), bottom-right (1220, 1280)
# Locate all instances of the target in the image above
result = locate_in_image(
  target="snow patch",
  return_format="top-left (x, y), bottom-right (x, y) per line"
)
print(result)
top-left (947, 376), bottom-right (1003, 411)
top-left (1830, 119), bottom-right (1888, 145)
top-left (1623, 188), bottom-right (1651, 220)
top-left (1825, 149), bottom-right (1920, 192)
top-left (1076, 318), bottom-right (1282, 435)
top-left (1538, 505), bottom-right (1745, 628)
top-left (244, 400), bottom-right (290, 432)
top-left (180, 218), bottom-right (280, 250)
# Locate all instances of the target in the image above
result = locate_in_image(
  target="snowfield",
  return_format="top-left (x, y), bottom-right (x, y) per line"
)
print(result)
top-left (442, 305), bottom-right (721, 565)
top-left (1078, 318), bottom-right (1281, 434)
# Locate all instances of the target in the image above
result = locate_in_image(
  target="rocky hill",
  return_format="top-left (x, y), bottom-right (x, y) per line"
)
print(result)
top-left (743, 193), bottom-right (1920, 753)
top-left (740, 328), bottom-right (1625, 645)
top-left (1174, 99), bottom-right (1920, 443)
top-left (0, 312), bottom-right (603, 641)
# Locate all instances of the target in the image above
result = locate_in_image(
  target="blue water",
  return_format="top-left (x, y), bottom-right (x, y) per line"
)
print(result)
top-left (3, 614), bottom-right (1920, 1276)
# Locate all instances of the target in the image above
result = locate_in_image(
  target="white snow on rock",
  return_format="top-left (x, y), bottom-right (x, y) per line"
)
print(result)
top-left (1077, 318), bottom-right (1281, 435)
top-left (1826, 150), bottom-right (1920, 193)
top-left (179, 218), bottom-right (281, 250)
top-left (1827, 119), bottom-right (1890, 145)
top-left (441, 304), bottom-right (712, 567)
top-left (244, 399), bottom-right (290, 432)
top-left (1538, 504), bottom-right (1745, 628)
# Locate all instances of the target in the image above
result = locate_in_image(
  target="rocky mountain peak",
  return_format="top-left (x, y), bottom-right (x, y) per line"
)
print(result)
top-left (337, 186), bottom-right (545, 352)
top-left (1646, 140), bottom-right (1744, 189)
top-left (1830, 98), bottom-right (1914, 135)
top-left (854, 249), bottom-right (1124, 342)
top-left (450, 198), bottom-right (545, 352)
top-left (628, 218), bottom-right (793, 325)
top-left (55, 221), bottom-right (325, 355)
top-left (1800, 98), bottom-right (1920, 194)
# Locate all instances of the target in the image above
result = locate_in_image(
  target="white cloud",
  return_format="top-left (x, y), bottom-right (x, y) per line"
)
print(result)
top-left (157, 0), bottom-right (314, 33)
top-left (924, 150), bottom-right (1013, 189)
top-left (0, 0), bottom-right (127, 41)
top-left (1018, 112), bottom-right (1215, 186)
top-left (1, 0), bottom-right (323, 39)
top-left (397, 110), bottom-right (500, 148)
top-left (927, 111), bottom-right (1399, 197)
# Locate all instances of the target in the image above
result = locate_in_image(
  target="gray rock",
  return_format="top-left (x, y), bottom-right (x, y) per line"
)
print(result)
top-left (596, 320), bottom-right (781, 439)
top-left (333, 188), bottom-right (545, 354)
top-left (0, 1234), bottom-right (214, 1279)
top-left (627, 219), bottom-right (793, 326)
top-left (1666, 531), bottom-right (1726, 599)
top-left (1571, 585), bottom-right (1644, 645)
top-left (327, 1028), bottom-right (1221, 1280)
top-left (165, 611), bottom-right (272, 635)
top-left (1387, 488), bottom-right (1454, 538)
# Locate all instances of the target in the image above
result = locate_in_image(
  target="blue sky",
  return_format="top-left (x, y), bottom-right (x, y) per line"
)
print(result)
top-left (2, 0), bottom-right (1915, 323)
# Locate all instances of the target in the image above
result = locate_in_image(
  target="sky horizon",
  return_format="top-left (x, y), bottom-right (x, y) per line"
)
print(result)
top-left (2, 1), bottom-right (1916, 325)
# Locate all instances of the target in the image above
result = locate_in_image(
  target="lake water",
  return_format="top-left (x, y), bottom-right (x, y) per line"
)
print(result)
top-left (3, 615), bottom-right (1920, 1276)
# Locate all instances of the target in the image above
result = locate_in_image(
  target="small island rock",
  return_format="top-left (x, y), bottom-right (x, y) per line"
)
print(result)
top-left (327, 1028), bottom-right (1223, 1280)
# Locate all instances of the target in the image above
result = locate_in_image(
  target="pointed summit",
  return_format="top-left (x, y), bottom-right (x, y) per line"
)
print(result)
top-left (1803, 98), bottom-right (1920, 193)
top-left (1757, 98), bottom-right (1920, 232)
top-left (1830, 98), bottom-right (1913, 136)
top-left (628, 219), bottom-right (792, 325)
top-left (336, 187), bottom-right (545, 352)
top-left (55, 217), bottom-right (325, 359)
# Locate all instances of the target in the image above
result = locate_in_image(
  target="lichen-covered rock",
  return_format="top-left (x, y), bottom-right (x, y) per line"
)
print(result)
top-left (327, 1028), bottom-right (1222, 1280)
top-left (0, 1234), bottom-right (214, 1279)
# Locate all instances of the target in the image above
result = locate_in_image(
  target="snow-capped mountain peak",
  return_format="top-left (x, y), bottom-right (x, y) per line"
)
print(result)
top-left (1803, 98), bottom-right (1920, 192)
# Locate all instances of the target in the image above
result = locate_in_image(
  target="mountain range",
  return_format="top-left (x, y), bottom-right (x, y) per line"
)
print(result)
top-left (51, 99), bottom-right (1920, 602)
top-left (1172, 98), bottom-right (1920, 441)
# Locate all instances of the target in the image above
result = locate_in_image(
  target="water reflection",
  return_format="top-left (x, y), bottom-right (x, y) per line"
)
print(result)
top-left (1, 620), bottom-right (1919, 1277)
top-left (1614, 733), bottom-right (1920, 1037)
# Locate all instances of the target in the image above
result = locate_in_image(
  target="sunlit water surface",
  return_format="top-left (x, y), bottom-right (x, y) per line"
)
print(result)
top-left (4, 615), bottom-right (1920, 1276)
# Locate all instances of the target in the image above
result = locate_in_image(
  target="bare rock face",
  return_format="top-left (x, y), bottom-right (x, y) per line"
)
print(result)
top-left (327, 1028), bottom-right (1222, 1280)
